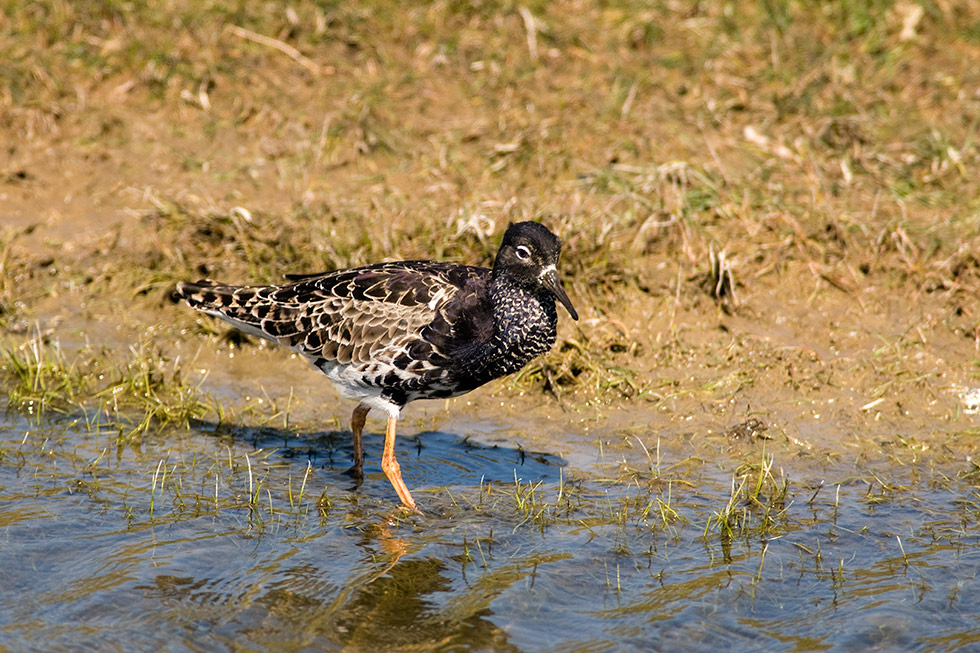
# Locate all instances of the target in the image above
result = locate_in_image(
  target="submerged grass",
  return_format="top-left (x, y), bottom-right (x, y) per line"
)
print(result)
top-left (705, 451), bottom-right (790, 541)
top-left (96, 339), bottom-right (211, 441)
top-left (1, 333), bottom-right (210, 439)
top-left (4, 409), bottom-right (978, 650)
top-left (2, 332), bottom-right (86, 417)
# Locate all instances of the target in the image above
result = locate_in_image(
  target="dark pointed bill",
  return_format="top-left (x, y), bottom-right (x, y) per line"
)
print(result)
top-left (541, 268), bottom-right (579, 321)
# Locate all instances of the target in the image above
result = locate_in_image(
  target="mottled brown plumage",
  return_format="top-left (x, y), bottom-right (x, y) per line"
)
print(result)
top-left (175, 221), bottom-right (577, 512)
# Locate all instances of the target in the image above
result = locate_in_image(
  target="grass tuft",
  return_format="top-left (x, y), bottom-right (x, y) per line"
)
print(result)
top-left (1, 334), bottom-right (209, 439)
top-left (705, 452), bottom-right (790, 540)
top-left (1, 333), bottom-right (88, 418)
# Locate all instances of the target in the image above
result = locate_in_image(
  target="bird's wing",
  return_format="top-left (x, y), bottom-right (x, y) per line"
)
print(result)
top-left (176, 262), bottom-right (491, 367)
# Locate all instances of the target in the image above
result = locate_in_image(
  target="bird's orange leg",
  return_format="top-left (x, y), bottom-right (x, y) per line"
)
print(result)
top-left (381, 415), bottom-right (422, 514)
top-left (349, 404), bottom-right (369, 479)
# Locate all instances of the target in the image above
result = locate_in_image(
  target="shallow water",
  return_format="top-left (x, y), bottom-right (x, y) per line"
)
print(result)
top-left (1, 412), bottom-right (979, 651)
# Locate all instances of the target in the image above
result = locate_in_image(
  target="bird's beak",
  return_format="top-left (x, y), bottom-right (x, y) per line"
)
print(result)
top-left (541, 268), bottom-right (579, 321)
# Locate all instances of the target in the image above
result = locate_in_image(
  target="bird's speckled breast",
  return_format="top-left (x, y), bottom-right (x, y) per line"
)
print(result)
top-left (399, 275), bottom-right (559, 402)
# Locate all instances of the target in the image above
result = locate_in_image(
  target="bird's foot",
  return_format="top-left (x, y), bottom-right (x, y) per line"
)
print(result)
top-left (342, 463), bottom-right (364, 481)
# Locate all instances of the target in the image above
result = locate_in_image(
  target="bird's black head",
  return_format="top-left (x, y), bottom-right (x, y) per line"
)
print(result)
top-left (492, 221), bottom-right (578, 320)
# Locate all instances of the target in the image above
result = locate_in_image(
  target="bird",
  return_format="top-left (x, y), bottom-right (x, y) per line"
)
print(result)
top-left (174, 221), bottom-right (578, 513)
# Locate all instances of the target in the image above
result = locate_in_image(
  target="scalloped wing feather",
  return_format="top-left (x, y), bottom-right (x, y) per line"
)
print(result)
top-left (176, 262), bottom-right (491, 370)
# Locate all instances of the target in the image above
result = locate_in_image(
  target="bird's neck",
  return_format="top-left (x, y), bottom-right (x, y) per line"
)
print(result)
top-left (486, 274), bottom-right (558, 357)
top-left (440, 273), bottom-right (558, 393)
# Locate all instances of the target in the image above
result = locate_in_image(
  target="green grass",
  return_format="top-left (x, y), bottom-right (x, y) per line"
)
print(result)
top-left (1, 334), bottom-right (209, 438)
top-left (703, 452), bottom-right (790, 540)
top-left (2, 334), bottom-right (88, 417)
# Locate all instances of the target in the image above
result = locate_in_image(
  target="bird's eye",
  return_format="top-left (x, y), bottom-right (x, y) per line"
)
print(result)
top-left (515, 245), bottom-right (532, 260)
